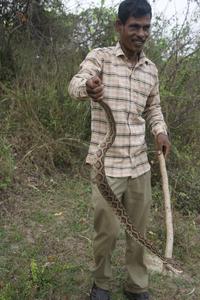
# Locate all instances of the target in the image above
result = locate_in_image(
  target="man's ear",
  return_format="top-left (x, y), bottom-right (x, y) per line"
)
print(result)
top-left (115, 18), bottom-right (123, 33)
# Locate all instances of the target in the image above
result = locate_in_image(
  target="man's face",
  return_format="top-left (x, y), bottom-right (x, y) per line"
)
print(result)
top-left (116, 15), bottom-right (151, 54)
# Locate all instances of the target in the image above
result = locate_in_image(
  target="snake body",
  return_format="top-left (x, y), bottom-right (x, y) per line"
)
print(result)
top-left (92, 101), bottom-right (182, 275)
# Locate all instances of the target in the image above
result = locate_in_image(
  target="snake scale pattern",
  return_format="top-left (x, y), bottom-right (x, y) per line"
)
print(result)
top-left (92, 101), bottom-right (182, 275)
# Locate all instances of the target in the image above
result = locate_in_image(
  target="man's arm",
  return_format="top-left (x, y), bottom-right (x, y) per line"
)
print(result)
top-left (68, 49), bottom-right (103, 101)
top-left (143, 75), bottom-right (171, 157)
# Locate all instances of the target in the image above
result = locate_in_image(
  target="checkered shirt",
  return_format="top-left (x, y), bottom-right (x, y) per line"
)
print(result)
top-left (68, 42), bottom-right (167, 178)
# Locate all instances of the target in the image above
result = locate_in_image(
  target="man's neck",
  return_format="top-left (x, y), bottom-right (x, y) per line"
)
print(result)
top-left (120, 43), bottom-right (140, 65)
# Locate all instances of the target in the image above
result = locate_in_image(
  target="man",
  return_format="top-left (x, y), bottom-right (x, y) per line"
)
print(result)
top-left (68, 0), bottom-right (170, 299)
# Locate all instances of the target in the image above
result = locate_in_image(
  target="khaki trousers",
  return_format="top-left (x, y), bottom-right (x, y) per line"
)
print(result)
top-left (91, 171), bottom-right (152, 293)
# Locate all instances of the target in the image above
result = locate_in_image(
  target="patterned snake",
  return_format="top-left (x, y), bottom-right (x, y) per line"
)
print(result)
top-left (92, 100), bottom-right (182, 275)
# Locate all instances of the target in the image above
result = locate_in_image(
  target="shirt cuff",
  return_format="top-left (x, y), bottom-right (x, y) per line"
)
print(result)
top-left (152, 125), bottom-right (168, 136)
top-left (79, 80), bottom-right (88, 98)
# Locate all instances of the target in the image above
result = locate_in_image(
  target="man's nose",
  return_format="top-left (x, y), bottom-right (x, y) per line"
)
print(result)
top-left (137, 28), bottom-right (146, 39)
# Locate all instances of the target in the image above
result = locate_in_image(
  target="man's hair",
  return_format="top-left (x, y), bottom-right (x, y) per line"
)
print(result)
top-left (118, 0), bottom-right (152, 24)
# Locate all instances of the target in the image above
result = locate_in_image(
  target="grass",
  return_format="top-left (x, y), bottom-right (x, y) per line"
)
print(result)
top-left (0, 174), bottom-right (200, 299)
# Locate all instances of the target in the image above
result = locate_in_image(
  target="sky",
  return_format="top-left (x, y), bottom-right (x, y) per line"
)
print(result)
top-left (63, 0), bottom-right (198, 23)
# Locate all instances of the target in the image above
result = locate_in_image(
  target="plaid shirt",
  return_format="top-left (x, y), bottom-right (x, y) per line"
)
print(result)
top-left (68, 42), bottom-right (167, 178)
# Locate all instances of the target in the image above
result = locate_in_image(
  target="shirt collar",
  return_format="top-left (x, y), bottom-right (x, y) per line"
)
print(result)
top-left (114, 42), bottom-right (149, 66)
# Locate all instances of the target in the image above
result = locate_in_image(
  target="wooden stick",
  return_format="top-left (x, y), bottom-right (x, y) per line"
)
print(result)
top-left (158, 152), bottom-right (174, 258)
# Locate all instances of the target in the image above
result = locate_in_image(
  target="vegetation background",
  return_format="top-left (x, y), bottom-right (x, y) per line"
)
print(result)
top-left (0, 0), bottom-right (200, 299)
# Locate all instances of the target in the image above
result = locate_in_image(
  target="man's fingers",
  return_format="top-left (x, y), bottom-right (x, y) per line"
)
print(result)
top-left (86, 76), bottom-right (102, 89)
top-left (86, 90), bottom-right (104, 100)
top-left (90, 90), bottom-right (104, 100)
top-left (86, 75), bottom-right (104, 101)
top-left (92, 96), bottom-right (104, 102)
top-left (156, 133), bottom-right (171, 159)
top-left (87, 85), bottom-right (103, 94)
top-left (93, 77), bottom-right (101, 85)
top-left (164, 143), bottom-right (171, 158)
top-left (158, 143), bottom-right (170, 158)
top-left (86, 80), bottom-right (104, 100)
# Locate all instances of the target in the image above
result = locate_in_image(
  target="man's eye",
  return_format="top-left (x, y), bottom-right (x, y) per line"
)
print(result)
top-left (129, 25), bottom-right (151, 32)
top-left (144, 26), bottom-right (150, 31)
top-left (130, 25), bottom-right (140, 30)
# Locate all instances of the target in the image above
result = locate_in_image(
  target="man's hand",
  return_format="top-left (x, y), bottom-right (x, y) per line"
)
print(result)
top-left (156, 133), bottom-right (171, 158)
top-left (86, 75), bottom-right (104, 102)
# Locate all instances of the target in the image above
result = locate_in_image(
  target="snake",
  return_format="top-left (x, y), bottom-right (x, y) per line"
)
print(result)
top-left (92, 100), bottom-right (182, 275)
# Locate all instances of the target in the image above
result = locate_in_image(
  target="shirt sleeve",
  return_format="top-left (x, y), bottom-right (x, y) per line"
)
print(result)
top-left (143, 74), bottom-right (168, 136)
top-left (68, 49), bottom-right (103, 100)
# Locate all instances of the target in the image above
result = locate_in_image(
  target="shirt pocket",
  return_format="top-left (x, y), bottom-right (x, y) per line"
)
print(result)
top-left (131, 79), bottom-right (153, 114)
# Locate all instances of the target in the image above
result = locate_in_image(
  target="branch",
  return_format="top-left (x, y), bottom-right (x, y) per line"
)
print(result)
top-left (158, 152), bottom-right (174, 259)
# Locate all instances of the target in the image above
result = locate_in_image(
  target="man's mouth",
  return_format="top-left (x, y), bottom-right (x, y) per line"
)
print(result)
top-left (132, 40), bottom-right (144, 45)
top-left (131, 41), bottom-right (145, 49)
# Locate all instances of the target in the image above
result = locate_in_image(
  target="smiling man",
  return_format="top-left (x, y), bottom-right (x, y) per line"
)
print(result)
top-left (68, 0), bottom-right (170, 299)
